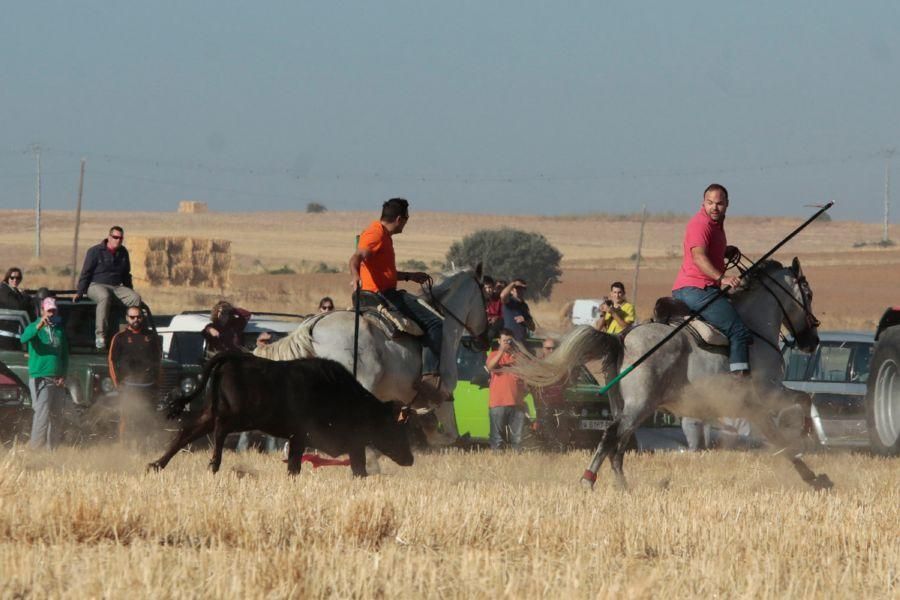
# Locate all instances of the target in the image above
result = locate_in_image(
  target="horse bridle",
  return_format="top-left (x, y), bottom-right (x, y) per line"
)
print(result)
top-left (733, 253), bottom-right (821, 347)
top-left (421, 274), bottom-right (491, 350)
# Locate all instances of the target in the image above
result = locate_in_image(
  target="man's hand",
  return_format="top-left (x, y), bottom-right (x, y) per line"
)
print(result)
top-left (350, 274), bottom-right (361, 290)
top-left (514, 315), bottom-right (526, 324)
top-left (37, 315), bottom-right (51, 330)
top-left (406, 272), bottom-right (429, 284)
top-left (720, 275), bottom-right (742, 289)
top-left (53, 377), bottom-right (65, 387)
top-left (207, 327), bottom-right (220, 338)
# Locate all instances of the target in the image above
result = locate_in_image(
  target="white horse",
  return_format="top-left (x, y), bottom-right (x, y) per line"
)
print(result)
top-left (254, 266), bottom-right (489, 446)
top-left (511, 258), bottom-right (833, 490)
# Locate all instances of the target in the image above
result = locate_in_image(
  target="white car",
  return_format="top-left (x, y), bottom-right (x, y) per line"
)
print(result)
top-left (158, 311), bottom-right (308, 369)
top-left (782, 331), bottom-right (875, 448)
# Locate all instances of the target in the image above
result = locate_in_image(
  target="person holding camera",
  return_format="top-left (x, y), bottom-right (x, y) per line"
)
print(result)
top-left (593, 281), bottom-right (636, 335)
top-left (20, 297), bottom-right (69, 450)
top-left (485, 329), bottom-right (528, 450)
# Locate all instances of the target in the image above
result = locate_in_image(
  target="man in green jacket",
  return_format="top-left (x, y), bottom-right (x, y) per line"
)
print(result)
top-left (21, 297), bottom-right (69, 450)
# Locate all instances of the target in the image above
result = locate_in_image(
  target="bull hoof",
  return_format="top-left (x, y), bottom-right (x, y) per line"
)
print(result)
top-left (146, 462), bottom-right (162, 472)
top-left (811, 473), bottom-right (834, 491)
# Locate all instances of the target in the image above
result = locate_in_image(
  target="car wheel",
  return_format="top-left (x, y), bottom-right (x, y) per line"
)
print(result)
top-left (866, 328), bottom-right (900, 455)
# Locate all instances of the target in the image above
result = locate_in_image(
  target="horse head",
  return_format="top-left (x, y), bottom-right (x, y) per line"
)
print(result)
top-left (746, 258), bottom-right (820, 353)
top-left (430, 263), bottom-right (490, 350)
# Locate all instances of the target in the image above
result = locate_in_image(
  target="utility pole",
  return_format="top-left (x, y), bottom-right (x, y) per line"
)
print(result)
top-left (632, 205), bottom-right (647, 310)
top-left (884, 154), bottom-right (892, 244)
top-left (33, 145), bottom-right (42, 258)
top-left (71, 158), bottom-right (86, 288)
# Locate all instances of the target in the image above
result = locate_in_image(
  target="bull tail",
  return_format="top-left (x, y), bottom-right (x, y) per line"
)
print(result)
top-left (507, 326), bottom-right (623, 388)
top-left (164, 351), bottom-right (242, 419)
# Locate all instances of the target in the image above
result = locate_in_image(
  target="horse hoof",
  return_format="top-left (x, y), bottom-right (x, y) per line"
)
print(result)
top-left (580, 477), bottom-right (595, 491)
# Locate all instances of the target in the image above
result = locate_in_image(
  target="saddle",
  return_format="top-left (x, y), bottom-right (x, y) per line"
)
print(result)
top-left (651, 297), bottom-right (729, 351)
top-left (352, 290), bottom-right (435, 339)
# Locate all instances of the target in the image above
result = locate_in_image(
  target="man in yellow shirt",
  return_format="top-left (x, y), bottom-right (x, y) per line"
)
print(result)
top-left (594, 281), bottom-right (636, 335)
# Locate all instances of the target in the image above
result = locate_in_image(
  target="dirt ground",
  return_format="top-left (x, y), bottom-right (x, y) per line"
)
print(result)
top-left (1, 209), bottom-right (896, 332)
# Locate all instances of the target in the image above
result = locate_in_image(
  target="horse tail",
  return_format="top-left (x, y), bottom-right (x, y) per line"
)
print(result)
top-left (508, 325), bottom-right (622, 387)
top-left (253, 314), bottom-right (323, 360)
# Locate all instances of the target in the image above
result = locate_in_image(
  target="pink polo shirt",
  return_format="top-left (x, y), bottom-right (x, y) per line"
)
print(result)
top-left (673, 209), bottom-right (727, 291)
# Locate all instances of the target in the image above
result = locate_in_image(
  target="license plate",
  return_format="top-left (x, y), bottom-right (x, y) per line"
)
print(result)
top-left (579, 419), bottom-right (611, 430)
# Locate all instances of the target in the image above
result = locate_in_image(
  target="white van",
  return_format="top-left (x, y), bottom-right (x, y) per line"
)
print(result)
top-left (570, 299), bottom-right (603, 327)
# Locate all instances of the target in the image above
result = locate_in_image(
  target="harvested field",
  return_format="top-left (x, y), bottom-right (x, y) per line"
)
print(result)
top-left (0, 446), bottom-right (896, 599)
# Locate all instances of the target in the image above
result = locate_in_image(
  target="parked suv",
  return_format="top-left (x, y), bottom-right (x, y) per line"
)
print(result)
top-left (782, 331), bottom-right (875, 448)
top-left (0, 293), bottom-right (185, 442)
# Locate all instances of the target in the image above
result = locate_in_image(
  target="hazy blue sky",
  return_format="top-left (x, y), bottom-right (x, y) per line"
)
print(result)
top-left (1, 1), bottom-right (897, 221)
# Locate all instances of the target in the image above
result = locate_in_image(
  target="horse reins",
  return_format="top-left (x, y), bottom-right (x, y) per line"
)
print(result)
top-left (420, 274), bottom-right (491, 348)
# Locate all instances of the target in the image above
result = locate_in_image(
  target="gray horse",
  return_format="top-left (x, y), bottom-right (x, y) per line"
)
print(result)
top-left (510, 258), bottom-right (833, 490)
top-left (254, 266), bottom-right (489, 447)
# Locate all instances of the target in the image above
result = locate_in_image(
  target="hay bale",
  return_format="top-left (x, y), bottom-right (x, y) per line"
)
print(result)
top-left (178, 201), bottom-right (208, 214)
top-left (122, 235), bottom-right (231, 289)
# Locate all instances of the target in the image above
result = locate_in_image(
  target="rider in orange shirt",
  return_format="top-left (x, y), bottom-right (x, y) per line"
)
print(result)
top-left (349, 198), bottom-right (447, 403)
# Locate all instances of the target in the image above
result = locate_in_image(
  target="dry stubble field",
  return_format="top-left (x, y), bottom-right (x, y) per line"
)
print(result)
top-left (1, 446), bottom-right (899, 599)
top-left (1, 208), bottom-right (899, 598)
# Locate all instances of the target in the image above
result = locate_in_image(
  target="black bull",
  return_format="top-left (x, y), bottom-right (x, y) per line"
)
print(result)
top-left (148, 352), bottom-right (415, 476)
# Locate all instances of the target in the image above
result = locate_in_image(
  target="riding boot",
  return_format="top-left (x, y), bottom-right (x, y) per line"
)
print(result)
top-left (414, 373), bottom-right (453, 406)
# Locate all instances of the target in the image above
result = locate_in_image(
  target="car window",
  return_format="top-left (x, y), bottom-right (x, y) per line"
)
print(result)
top-left (783, 346), bottom-right (814, 381)
top-left (811, 345), bottom-right (853, 382)
top-left (0, 317), bottom-right (23, 351)
top-left (168, 332), bottom-right (206, 364)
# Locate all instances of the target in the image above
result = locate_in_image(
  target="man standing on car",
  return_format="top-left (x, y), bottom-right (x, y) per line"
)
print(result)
top-left (75, 226), bottom-right (141, 350)
top-left (21, 297), bottom-right (69, 450)
top-left (108, 306), bottom-right (162, 445)
top-left (594, 281), bottom-right (636, 336)
top-left (486, 329), bottom-right (528, 450)
top-left (348, 198), bottom-right (446, 403)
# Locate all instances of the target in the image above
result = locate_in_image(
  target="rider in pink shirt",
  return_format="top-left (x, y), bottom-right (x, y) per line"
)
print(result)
top-left (672, 184), bottom-right (751, 374)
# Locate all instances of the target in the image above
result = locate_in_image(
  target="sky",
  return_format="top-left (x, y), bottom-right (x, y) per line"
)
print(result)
top-left (1, 1), bottom-right (898, 221)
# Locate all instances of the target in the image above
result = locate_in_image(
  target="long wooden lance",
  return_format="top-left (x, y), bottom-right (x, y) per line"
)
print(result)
top-left (353, 235), bottom-right (361, 377)
top-left (596, 201), bottom-right (834, 394)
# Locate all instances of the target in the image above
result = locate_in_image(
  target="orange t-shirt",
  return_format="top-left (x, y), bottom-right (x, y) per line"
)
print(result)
top-left (358, 220), bottom-right (397, 292)
top-left (488, 351), bottom-right (526, 408)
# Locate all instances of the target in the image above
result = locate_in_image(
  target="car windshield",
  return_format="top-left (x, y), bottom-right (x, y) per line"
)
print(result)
top-left (784, 341), bottom-right (874, 383)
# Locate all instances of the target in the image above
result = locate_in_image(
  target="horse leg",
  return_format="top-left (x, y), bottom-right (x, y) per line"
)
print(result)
top-left (752, 413), bottom-right (833, 491)
top-left (581, 420), bottom-right (620, 490)
top-left (610, 428), bottom-right (636, 489)
top-left (208, 421), bottom-right (228, 474)
top-left (147, 412), bottom-right (215, 471)
top-left (286, 434), bottom-right (304, 475)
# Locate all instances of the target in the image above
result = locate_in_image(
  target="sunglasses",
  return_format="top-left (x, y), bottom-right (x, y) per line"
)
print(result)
top-left (110, 235), bottom-right (123, 240)
top-left (9, 275), bottom-right (22, 280)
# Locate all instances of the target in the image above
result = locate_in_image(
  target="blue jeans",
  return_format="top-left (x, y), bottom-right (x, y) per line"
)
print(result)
top-left (673, 286), bottom-right (751, 371)
top-left (489, 406), bottom-right (526, 450)
top-left (380, 288), bottom-right (443, 373)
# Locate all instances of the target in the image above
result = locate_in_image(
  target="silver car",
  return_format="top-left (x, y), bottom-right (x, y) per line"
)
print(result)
top-left (783, 331), bottom-right (875, 448)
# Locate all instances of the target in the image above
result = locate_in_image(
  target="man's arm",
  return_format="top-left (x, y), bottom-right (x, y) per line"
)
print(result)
top-left (348, 248), bottom-right (371, 287)
top-left (485, 350), bottom-right (505, 371)
top-left (690, 247), bottom-right (741, 288)
top-left (76, 246), bottom-right (99, 298)
top-left (19, 321), bottom-right (39, 345)
top-left (107, 332), bottom-right (121, 387)
top-left (499, 281), bottom-right (518, 303)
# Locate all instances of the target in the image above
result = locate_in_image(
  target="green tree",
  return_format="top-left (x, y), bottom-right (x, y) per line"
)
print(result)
top-left (445, 228), bottom-right (562, 299)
